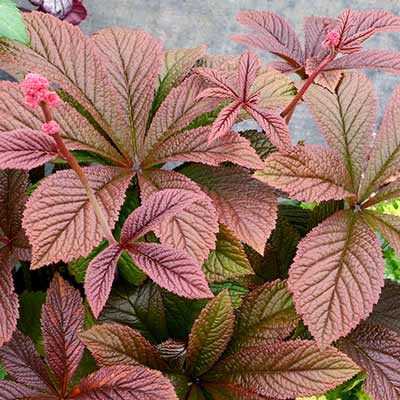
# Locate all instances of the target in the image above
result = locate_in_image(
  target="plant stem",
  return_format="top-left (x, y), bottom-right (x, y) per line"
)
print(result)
top-left (280, 52), bottom-right (336, 121)
top-left (41, 103), bottom-right (116, 245)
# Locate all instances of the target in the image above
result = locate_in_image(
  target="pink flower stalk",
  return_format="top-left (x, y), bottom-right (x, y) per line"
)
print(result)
top-left (323, 30), bottom-right (340, 48)
top-left (22, 73), bottom-right (49, 109)
top-left (42, 121), bottom-right (60, 135)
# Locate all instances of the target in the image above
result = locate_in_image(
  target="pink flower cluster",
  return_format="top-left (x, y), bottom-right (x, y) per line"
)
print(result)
top-left (42, 121), bottom-right (60, 135)
top-left (22, 73), bottom-right (62, 109)
top-left (323, 31), bottom-right (340, 48)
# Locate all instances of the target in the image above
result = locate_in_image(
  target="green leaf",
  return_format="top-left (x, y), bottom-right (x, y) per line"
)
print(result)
top-left (69, 349), bottom-right (97, 389)
top-left (308, 200), bottom-right (344, 230)
top-left (228, 280), bottom-right (298, 352)
top-left (210, 281), bottom-right (249, 308)
top-left (165, 374), bottom-right (191, 400)
top-left (188, 384), bottom-right (207, 400)
top-left (99, 282), bottom-right (168, 343)
top-left (203, 225), bottom-right (253, 283)
top-left (239, 130), bottom-right (276, 161)
top-left (0, 361), bottom-right (6, 379)
top-left (0, 0), bottom-right (28, 44)
top-left (118, 250), bottom-right (147, 286)
top-left (187, 290), bottom-right (235, 377)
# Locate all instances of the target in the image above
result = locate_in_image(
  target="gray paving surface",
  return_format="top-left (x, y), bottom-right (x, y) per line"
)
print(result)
top-left (11, 0), bottom-right (400, 143)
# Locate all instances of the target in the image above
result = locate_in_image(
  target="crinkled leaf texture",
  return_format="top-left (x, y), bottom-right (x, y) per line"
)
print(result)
top-left (23, 166), bottom-right (132, 269)
top-left (204, 340), bottom-right (359, 398)
top-left (288, 210), bottom-right (384, 347)
top-left (187, 290), bottom-right (234, 377)
top-left (254, 145), bottom-right (354, 202)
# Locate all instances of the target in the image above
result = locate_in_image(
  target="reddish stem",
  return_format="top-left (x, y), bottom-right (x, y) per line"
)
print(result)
top-left (280, 52), bottom-right (336, 121)
top-left (41, 103), bottom-right (116, 245)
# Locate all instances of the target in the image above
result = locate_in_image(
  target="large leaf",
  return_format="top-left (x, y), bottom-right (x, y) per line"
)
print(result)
top-left (84, 244), bottom-right (123, 319)
top-left (121, 188), bottom-right (201, 244)
top-left (70, 365), bottom-right (178, 399)
top-left (139, 170), bottom-right (218, 264)
top-left (360, 85), bottom-right (400, 200)
top-left (255, 145), bottom-right (354, 202)
top-left (23, 166), bottom-right (132, 269)
top-left (142, 126), bottom-right (263, 170)
top-left (0, 0), bottom-right (28, 44)
top-left (128, 242), bottom-right (212, 299)
top-left (0, 381), bottom-right (45, 400)
top-left (203, 224), bottom-right (252, 283)
top-left (204, 340), bottom-right (359, 398)
top-left (339, 322), bottom-right (400, 400)
top-left (203, 383), bottom-right (270, 400)
top-left (187, 290), bottom-right (234, 377)
top-left (92, 29), bottom-right (162, 156)
top-left (0, 129), bottom-right (58, 170)
top-left (41, 274), bottom-right (85, 394)
top-left (304, 72), bottom-right (377, 191)
top-left (99, 282), bottom-right (168, 343)
top-left (0, 81), bottom-right (127, 165)
top-left (0, 12), bottom-right (131, 158)
top-left (229, 280), bottom-right (298, 352)
top-left (303, 16), bottom-right (335, 60)
top-left (288, 210), bottom-right (384, 347)
top-left (185, 165), bottom-right (277, 254)
top-left (80, 323), bottom-right (167, 370)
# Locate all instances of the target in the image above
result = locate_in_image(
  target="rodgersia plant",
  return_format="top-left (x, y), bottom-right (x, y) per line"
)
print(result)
top-left (0, 7), bottom-right (400, 400)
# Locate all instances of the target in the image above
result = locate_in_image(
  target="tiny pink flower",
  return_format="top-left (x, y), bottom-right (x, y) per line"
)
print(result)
top-left (323, 30), bottom-right (340, 48)
top-left (42, 121), bottom-right (60, 135)
top-left (22, 73), bottom-right (50, 109)
top-left (46, 92), bottom-right (62, 108)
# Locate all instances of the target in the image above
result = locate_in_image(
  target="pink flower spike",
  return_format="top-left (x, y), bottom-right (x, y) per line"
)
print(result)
top-left (323, 30), bottom-right (340, 48)
top-left (22, 73), bottom-right (50, 109)
top-left (46, 92), bottom-right (62, 108)
top-left (42, 121), bottom-right (60, 135)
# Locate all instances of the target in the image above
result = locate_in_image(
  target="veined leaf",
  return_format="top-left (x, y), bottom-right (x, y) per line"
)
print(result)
top-left (304, 16), bottom-right (335, 60)
top-left (288, 210), bottom-right (384, 347)
top-left (23, 166), bottom-right (132, 269)
top-left (255, 145), bottom-right (354, 202)
top-left (92, 29), bottom-right (162, 156)
top-left (69, 365), bottom-right (178, 399)
top-left (80, 323), bottom-right (167, 370)
top-left (304, 72), bottom-right (377, 191)
top-left (203, 224), bottom-right (252, 283)
top-left (139, 169), bottom-right (218, 264)
top-left (239, 130), bottom-right (275, 161)
top-left (208, 100), bottom-right (242, 142)
top-left (203, 383), bottom-right (270, 399)
top-left (41, 273), bottom-right (85, 395)
top-left (0, 381), bottom-right (45, 400)
top-left (187, 290), bottom-right (234, 377)
top-left (185, 164), bottom-right (278, 254)
top-left (0, 129), bottom-right (58, 170)
top-left (128, 242), bottom-right (213, 300)
top-left (187, 385), bottom-right (207, 400)
top-left (229, 280), bottom-right (298, 352)
top-left (0, 0), bottom-right (28, 44)
top-left (204, 340), bottom-right (359, 398)
top-left (339, 322), bottom-right (400, 400)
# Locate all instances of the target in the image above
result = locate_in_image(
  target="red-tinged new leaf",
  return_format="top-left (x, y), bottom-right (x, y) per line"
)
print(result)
top-left (304, 16), bottom-right (336, 59)
top-left (288, 210), bottom-right (384, 347)
top-left (193, 68), bottom-right (238, 97)
top-left (339, 322), bottom-right (400, 400)
top-left (144, 75), bottom-right (221, 156)
top-left (187, 290), bottom-right (234, 377)
top-left (0, 82), bottom-right (126, 165)
top-left (233, 10), bottom-right (303, 67)
top-left (0, 252), bottom-right (18, 347)
top-left (304, 72), bottom-right (377, 191)
top-left (327, 50), bottom-right (400, 74)
top-left (255, 145), bottom-right (354, 202)
top-left (204, 340), bottom-right (359, 398)
top-left (121, 189), bottom-right (201, 244)
top-left (362, 210), bottom-right (400, 256)
top-left (139, 170), bottom-right (218, 264)
top-left (85, 245), bottom-right (123, 319)
top-left (0, 12), bottom-right (131, 157)
top-left (229, 280), bottom-right (298, 352)
top-left (245, 104), bottom-right (290, 149)
top-left (92, 29), bottom-right (162, 154)
top-left (41, 274), bottom-right (85, 394)
top-left (128, 242), bottom-right (213, 299)
top-left (80, 323), bottom-right (167, 370)
top-left (209, 100), bottom-right (242, 143)
top-left (0, 382), bottom-right (47, 400)
top-left (360, 85), bottom-right (400, 200)
top-left (142, 127), bottom-right (263, 170)
top-left (0, 331), bottom-right (52, 391)
top-left (0, 129), bottom-right (58, 170)
top-left (186, 165), bottom-right (277, 254)
top-left (69, 365), bottom-right (178, 400)
top-left (238, 50), bottom-right (260, 99)
top-left (23, 166), bottom-right (132, 269)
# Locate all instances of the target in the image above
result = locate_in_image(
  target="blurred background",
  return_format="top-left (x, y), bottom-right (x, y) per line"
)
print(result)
top-left (13, 0), bottom-right (400, 143)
